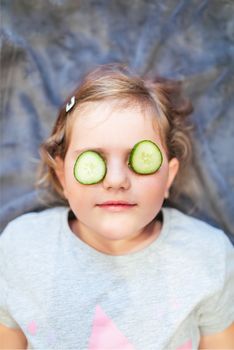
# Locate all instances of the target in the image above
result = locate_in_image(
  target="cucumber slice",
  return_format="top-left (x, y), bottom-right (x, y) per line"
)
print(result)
top-left (73, 150), bottom-right (107, 185)
top-left (128, 140), bottom-right (163, 174)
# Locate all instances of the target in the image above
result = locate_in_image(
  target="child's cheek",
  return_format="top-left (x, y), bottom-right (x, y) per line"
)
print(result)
top-left (136, 172), bottom-right (168, 201)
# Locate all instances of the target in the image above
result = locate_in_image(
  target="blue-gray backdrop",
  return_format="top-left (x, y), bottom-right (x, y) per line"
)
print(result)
top-left (1, 0), bottom-right (234, 243)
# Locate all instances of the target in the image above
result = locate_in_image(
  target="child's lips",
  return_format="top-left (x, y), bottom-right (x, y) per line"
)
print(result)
top-left (97, 202), bottom-right (137, 212)
top-left (97, 200), bottom-right (136, 206)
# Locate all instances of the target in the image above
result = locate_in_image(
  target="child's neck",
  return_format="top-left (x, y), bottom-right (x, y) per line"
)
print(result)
top-left (69, 216), bottom-right (162, 256)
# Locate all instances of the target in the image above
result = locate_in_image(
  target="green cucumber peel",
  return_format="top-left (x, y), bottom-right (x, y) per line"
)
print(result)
top-left (128, 140), bottom-right (163, 174)
top-left (73, 150), bottom-right (107, 185)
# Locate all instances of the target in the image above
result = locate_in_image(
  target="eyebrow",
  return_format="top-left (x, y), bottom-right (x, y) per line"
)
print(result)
top-left (74, 147), bottom-right (133, 154)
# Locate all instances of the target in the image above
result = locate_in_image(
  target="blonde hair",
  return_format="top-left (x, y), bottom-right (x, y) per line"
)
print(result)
top-left (36, 63), bottom-right (194, 205)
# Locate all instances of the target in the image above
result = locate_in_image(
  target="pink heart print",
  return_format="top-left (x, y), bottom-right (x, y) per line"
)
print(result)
top-left (27, 320), bottom-right (37, 335)
top-left (176, 339), bottom-right (193, 350)
top-left (88, 305), bottom-right (135, 350)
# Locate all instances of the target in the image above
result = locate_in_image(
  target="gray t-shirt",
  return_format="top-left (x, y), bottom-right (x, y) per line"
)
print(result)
top-left (0, 206), bottom-right (233, 350)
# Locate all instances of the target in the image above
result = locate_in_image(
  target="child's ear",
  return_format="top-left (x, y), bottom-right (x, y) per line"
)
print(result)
top-left (54, 156), bottom-right (65, 189)
top-left (165, 157), bottom-right (180, 198)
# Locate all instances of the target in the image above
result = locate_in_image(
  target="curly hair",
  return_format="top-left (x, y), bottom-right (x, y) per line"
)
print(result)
top-left (36, 63), bottom-right (194, 205)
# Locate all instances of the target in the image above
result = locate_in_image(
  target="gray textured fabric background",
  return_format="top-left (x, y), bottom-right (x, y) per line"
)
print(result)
top-left (1, 0), bottom-right (234, 243)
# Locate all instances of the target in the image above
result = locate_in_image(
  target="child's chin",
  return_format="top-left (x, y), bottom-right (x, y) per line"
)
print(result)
top-left (100, 226), bottom-right (137, 241)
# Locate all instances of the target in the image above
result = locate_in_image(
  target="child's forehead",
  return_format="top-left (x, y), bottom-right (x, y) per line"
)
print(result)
top-left (67, 100), bottom-right (166, 153)
top-left (70, 98), bottom-right (161, 131)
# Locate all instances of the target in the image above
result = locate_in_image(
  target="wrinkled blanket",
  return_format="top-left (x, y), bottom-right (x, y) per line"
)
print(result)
top-left (1, 0), bottom-right (234, 243)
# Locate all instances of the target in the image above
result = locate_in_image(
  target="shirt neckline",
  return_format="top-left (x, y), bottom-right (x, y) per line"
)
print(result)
top-left (60, 206), bottom-right (172, 261)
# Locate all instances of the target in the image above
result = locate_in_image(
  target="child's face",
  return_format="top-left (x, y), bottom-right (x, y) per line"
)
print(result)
top-left (55, 100), bottom-right (179, 252)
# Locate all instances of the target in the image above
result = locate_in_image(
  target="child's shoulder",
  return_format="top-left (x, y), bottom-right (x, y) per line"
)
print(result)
top-left (0, 206), bottom-right (68, 247)
top-left (163, 206), bottom-right (233, 254)
top-left (1, 206), bottom-right (67, 230)
top-left (164, 206), bottom-right (223, 235)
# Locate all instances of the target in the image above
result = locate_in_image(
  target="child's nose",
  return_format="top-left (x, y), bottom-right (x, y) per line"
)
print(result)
top-left (102, 160), bottom-right (131, 190)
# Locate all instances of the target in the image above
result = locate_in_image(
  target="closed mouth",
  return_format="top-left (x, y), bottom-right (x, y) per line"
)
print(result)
top-left (97, 204), bottom-right (136, 206)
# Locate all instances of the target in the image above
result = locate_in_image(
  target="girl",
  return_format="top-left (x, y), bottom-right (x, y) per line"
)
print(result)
top-left (0, 64), bottom-right (233, 350)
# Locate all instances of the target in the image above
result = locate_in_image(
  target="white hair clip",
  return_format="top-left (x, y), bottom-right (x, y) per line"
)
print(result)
top-left (66, 96), bottom-right (76, 112)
